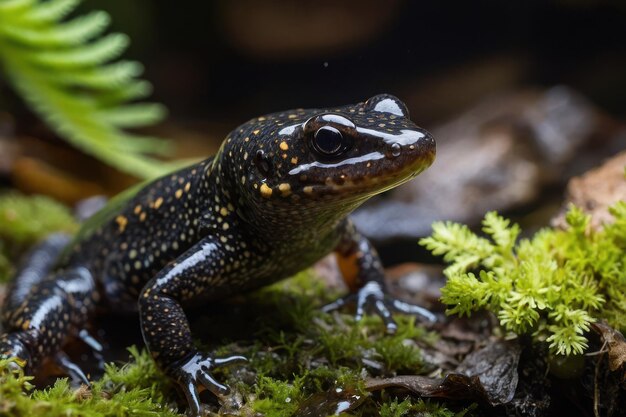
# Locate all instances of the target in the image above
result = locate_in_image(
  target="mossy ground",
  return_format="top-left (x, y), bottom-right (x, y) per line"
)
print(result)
top-left (0, 272), bottom-right (470, 417)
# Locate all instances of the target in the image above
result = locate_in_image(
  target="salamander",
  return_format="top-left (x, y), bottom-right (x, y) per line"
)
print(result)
top-left (0, 94), bottom-right (436, 416)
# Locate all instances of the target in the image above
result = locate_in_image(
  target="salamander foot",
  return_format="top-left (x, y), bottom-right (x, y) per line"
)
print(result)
top-left (322, 281), bottom-right (437, 334)
top-left (168, 352), bottom-right (247, 417)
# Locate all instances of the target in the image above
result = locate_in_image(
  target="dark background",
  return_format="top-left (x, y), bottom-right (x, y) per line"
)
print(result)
top-left (89, 0), bottom-right (626, 128)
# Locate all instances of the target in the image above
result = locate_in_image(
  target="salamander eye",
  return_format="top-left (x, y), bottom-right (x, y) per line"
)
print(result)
top-left (312, 126), bottom-right (344, 156)
top-left (254, 150), bottom-right (272, 176)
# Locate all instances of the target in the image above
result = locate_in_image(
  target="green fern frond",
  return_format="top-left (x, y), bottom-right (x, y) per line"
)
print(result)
top-left (0, 10), bottom-right (109, 46)
top-left (0, 0), bottom-right (177, 178)
top-left (25, 0), bottom-right (80, 22)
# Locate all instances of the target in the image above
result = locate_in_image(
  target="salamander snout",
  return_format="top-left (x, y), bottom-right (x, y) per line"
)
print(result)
top-left (378, 126), bottom-right (435, 170)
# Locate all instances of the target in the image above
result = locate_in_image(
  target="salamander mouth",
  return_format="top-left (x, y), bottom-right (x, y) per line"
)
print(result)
top-left (290, 145), bottom-right (435, 200)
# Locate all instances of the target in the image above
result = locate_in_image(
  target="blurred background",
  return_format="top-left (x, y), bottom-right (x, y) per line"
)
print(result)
top-left (2, 0), bottom-right (626, 262)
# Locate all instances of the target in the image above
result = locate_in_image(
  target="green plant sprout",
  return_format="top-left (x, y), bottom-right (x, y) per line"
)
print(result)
top-left (0, 0), bottom-right (175, 178)
top-left (420, 205), bottom-right (626, 356)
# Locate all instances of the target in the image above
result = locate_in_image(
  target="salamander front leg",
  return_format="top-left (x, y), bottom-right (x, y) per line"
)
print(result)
top-left (138, 239), bottom-right (246, 417)
top-left (323, 220), bottom-right (436, 332)
top-left (55, 351), bottom-right (90, 386)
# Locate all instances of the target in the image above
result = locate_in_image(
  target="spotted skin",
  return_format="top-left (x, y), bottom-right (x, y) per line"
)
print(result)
top-left (0, 94), bottom-right (436, 416)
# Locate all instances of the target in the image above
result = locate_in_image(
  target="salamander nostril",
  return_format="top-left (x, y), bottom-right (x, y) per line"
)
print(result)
top-left (390, 143), bottom-right (401, 158)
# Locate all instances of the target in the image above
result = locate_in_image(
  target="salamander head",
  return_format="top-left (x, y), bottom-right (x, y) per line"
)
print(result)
top-left (217, 94), bottom-right (435, 224)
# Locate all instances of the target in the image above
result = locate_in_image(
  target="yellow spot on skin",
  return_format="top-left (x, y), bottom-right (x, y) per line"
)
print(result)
top-left (134, 205), bottom-right (142, 214)
top-left (175, 189), bottom-right (183, 199)
top-left (279, 141), bottom-right (289, 151)
top-left (22, 320), bottom-right (30, 330)
top-left (258, 116), bottom-right (266, 121)
top-left (291, 157), bottom-right (298, 164)
top-left (278, 183), bottom-right (291, 196)
top-left (184, 182), bottom-right (191, 192)
top-left (154, 197), bottom-right (164, 209)
top-left (116, 215), bottom-right (128, 232)
top-left (223, 223), bottom-right (230, 230)
top-left (253, 129), bottom-right (260, 135)
top-left (220, 207), bottom-right (228, 216)
top-left (288, 114), bottom-right (297, 119)
top-left (220, 236), bottom-right (228, 243)
top-left (260, 183), bottom-right (273, 198)
top-left (139, 212), bottom-right (147, 222)
top-left (282, 153), bottom-right (288, 159)
top-left (304, 186), bottom-right (313, 194)
top-left (244, 137), bottom-right (250, 142)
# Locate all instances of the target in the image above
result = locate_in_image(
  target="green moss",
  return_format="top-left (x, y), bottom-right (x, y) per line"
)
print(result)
top-left (0, 353), bottom-right (180, 417)
top-left (420, 204), bottom-right (626, 356)
top-left (0, 192), bottom-right (78, 282)
top-left (251, 374), bottom-right (307, 417)
top-left (0, 192), bottom-right (78, 244)
top-left (380, 398), bottom-right (476, 417)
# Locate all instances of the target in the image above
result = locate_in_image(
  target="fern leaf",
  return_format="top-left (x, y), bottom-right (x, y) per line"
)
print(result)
top-left (115, 133), bottom-right (173, 155)
top-left (23, 0), bottom-right (80, 22)
top-left (0, 0), bottom-right (36, 13)
top-left (0, 11), bottom-right (109, 46)
top-left (99, 103), bottom-right (167, 128)
top-left (29, 33), bottom-right (128, 68)
top-left (0, 0), bottom-right (175, 178)
top-left (50, 61), bottom-right (144, 90)
top-left (97, 80), bottom-right (153, 104)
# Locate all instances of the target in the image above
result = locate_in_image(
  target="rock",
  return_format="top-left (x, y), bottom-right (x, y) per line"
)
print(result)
top-left (552, 150), bottom-right (626, 231)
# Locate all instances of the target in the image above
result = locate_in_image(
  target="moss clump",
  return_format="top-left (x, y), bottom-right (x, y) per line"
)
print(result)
top-left (0, 349), bottom-right (179, 417)
top-left (0, 192), bottom-right (77, 282)
top-left (380, 398), bottom-right (476, 417)
top-left (420, 204), bottom-right (626, 356)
